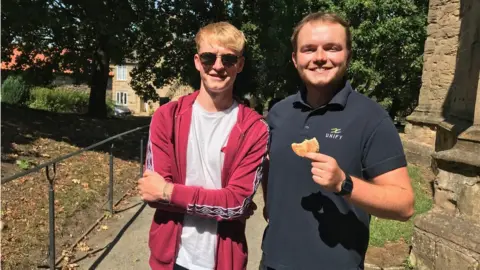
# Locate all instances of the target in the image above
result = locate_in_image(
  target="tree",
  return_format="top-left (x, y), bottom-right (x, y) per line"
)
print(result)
top-left (1, 0), bottom-right (161, 118)
top-left (131, 0), bottom-right (427, 119)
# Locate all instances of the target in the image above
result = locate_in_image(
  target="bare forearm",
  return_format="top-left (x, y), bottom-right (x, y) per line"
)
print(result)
top-left (345, 176), bottom-right (414, 221)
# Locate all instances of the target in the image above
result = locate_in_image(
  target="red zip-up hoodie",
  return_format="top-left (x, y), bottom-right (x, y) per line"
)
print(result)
top-left (145, 90), bottom-right (269, 270)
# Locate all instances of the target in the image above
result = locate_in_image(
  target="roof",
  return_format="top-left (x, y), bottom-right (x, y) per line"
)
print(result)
top-left (2, 48), bottom-right (114, 76)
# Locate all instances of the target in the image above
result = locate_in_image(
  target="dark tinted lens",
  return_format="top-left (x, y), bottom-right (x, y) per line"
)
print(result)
top-left (199, 53), bottom-right (217, 66)
top-left (221, 54), bottom-right (238, 67)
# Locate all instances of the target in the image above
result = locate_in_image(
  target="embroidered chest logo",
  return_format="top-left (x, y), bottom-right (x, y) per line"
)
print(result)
top-left (326, 128), bottom-right (343, 140)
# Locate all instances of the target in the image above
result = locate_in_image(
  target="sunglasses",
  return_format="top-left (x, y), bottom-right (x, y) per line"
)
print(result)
top-left (199, 52), bottom-right (239, 68)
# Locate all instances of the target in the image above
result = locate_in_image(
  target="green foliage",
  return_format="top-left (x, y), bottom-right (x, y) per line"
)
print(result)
top-left (130, 0), bottom-right (428, 118)
top-left (1, 75), bottom-right (31, 105)
top-left (28, 87), bottom-right (116, 115)
top-left (16, 159), bottom-right (31, 170)
top-left (29, 87), bottom-right (90, 113)
top-left (3, 0), bottom-right (428, 118)
top-left (106, 98), bottom-right (115, 116)
top-left (369, 166), bottom-right (433, 247)
top-left (2, 0), bottom-right (159, 117)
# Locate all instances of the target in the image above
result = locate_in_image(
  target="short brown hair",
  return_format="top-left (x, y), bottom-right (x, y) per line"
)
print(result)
top-left (291, 12), bottom-right (351, 53)
top-left (195, 22), bottom-right (246, 54)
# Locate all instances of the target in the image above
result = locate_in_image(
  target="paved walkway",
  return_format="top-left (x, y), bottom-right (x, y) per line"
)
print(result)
top-left (76, 189), bottom-right (267, 270)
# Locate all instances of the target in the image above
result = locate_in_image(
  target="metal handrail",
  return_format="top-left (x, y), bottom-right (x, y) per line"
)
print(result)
top-left (1, 125), bottom-right (149, 184)
top-left (1, 125), bottom-right (150, 270)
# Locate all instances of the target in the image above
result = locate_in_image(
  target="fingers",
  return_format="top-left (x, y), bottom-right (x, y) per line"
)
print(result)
top-left (142, 170), bottom-right (165, 183)
top-left (311, 166), bottom-right (337, 178)
top-left (143, 169), bottom-right (155, 177)
top-left (311, 162), bottom-right (331, 170)
top-left (312, 174), bottom-right (337, 190)
top-left (305, 152), bottom-right (331, 162)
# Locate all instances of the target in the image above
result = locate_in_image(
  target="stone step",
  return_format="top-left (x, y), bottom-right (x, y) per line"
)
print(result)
top-left (410, 209), bottom-right (480, 269)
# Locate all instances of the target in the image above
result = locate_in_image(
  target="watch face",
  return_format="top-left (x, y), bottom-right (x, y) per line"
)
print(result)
top-left (338, 175), bottom-right (353, 195)
top-left (344, 177), bottom-right (353, 193)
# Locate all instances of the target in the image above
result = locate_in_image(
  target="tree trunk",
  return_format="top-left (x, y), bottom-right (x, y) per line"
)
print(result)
top-left (88, 38), bottom-right (110, 118)
top-left (389, 96), bottom-right (401, 121)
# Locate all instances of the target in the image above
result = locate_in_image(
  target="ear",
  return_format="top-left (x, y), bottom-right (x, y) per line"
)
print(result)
top-left (194, 53), bottom-right (202, 72)
top-left (236, 56), bottom-right (245, 73)
top-left (292, 52), bottom-right (298, 68)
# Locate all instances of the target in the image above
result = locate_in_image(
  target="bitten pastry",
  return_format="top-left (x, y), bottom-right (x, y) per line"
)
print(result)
top-left (291, 137), bottom-right (320, 157)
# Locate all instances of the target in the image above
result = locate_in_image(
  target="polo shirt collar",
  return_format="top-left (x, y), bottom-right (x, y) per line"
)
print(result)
top-left (294, 80), bottom-right (353, 109)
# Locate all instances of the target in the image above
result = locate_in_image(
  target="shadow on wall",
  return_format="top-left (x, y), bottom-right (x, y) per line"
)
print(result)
top-left (437, 0), bottom-right (480, 151)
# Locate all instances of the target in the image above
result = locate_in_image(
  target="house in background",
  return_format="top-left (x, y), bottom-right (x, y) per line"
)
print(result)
top-left (111, 60), bottom-right (194, 115)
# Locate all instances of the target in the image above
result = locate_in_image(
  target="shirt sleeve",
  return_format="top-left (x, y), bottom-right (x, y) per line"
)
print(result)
top-left (169, 120), bottom-right (269, 221)
top-left (145, 105), bottom-right (186, 213)
top-left (361, 117), bottom-right (407, 180)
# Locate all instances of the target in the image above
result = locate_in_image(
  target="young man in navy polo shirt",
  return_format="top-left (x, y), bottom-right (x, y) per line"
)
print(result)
top-left (261, 12), bottom-right (415, 270)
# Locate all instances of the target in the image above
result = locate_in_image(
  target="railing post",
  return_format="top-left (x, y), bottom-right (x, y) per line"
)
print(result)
top-left (45, 163), bottom-right (57, 270)
top-left (109, 143), bottom-right (114, 215)
top-left (139, 137), bottom-right (144, 177)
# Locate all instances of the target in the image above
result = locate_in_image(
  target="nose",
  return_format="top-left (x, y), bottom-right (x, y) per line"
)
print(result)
top-left (314, 49), bottom-right (327, 63)
top-left (212, 56), bottom-right (225, 70)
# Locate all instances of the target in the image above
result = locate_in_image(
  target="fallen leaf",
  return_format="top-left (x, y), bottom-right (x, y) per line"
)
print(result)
top-left (67, 263), bottom-right (79, 269)
top-left (77, 241), bottom-right (90, 252)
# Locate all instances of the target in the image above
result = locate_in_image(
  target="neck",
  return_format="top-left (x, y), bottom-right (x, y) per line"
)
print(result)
top-left (305, 79), bottom-right (345, 108)
top-left (196, 86), bottom-right (234, 112)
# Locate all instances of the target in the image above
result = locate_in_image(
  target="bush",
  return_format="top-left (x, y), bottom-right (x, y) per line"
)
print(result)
top-left (29, 87), bottom-right (90, 114)
top-left (106, 98), bottom-right (115, 116)
top-left (29, 87), bottom-right (116, 115)
top-left (1, 75), bottom-right (31, 105)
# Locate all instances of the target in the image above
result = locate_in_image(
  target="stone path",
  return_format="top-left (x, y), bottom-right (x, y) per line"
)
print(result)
top-left (76, 189), bottom-right (267, 270)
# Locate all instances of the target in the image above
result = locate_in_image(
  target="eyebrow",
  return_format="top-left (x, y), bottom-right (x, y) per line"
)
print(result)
top-left (300, 42), bottom-right (344, 50)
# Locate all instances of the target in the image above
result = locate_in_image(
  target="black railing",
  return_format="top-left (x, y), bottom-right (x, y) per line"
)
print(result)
top-left (1, 125), bottom-right (149, 270)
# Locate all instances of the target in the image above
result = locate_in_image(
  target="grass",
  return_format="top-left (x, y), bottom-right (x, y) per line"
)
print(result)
top-left (369, 165), bottom-right (433, 247)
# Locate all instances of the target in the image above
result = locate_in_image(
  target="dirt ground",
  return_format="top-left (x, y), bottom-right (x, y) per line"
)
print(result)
top-left (1, 104), bottom-right (150, 269)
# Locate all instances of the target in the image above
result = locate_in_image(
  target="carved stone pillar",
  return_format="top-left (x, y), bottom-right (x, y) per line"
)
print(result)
top-left (408, 0), bottom-right (480, 268)
top-left (402, 0), bottom-right (464, 167)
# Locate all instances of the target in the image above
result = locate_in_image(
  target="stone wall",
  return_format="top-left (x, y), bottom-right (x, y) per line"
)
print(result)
top-left (407, 0), bottom-right (480, 268)
top-left (402, 0), bottom-right (465, 167)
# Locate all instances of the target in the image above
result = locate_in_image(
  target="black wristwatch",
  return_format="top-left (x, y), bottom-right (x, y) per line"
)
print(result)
top-left (335, 174), bottom-right (353, 196)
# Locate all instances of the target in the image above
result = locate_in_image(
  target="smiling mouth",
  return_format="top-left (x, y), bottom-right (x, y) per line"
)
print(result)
top-left (306, 67), bottom-right (335, 75)
top-left (209, 74), bottom-right (227, 80)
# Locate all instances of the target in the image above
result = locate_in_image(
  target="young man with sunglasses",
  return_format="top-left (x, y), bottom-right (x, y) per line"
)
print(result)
top-left (260, 12), bottom-right (414, 269)
top-left (137, 22), bottom-right (269, 270)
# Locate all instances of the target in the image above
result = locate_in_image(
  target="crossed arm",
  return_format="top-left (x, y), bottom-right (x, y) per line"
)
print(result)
top-left (138, 111), bottom-right (269, 221)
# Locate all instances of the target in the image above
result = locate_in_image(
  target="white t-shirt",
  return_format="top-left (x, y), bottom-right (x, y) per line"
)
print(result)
top-left (175, 100), bottom-right (239, 270)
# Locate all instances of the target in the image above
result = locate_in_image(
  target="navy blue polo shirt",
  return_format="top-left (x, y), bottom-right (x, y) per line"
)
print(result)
top-left (262, 81), bottom-right (407, 270)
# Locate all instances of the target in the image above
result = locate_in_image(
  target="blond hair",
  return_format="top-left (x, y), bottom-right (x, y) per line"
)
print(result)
top-left (291, 12), bottom-right (351, 53)
top-left (195, 22), bottom-right (246, 54)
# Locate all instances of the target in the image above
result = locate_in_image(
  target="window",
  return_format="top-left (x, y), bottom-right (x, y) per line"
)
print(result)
top-left (116, 92), bottom-right (128, 105)
top-left (116, 65), bottom-right (127, 80)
